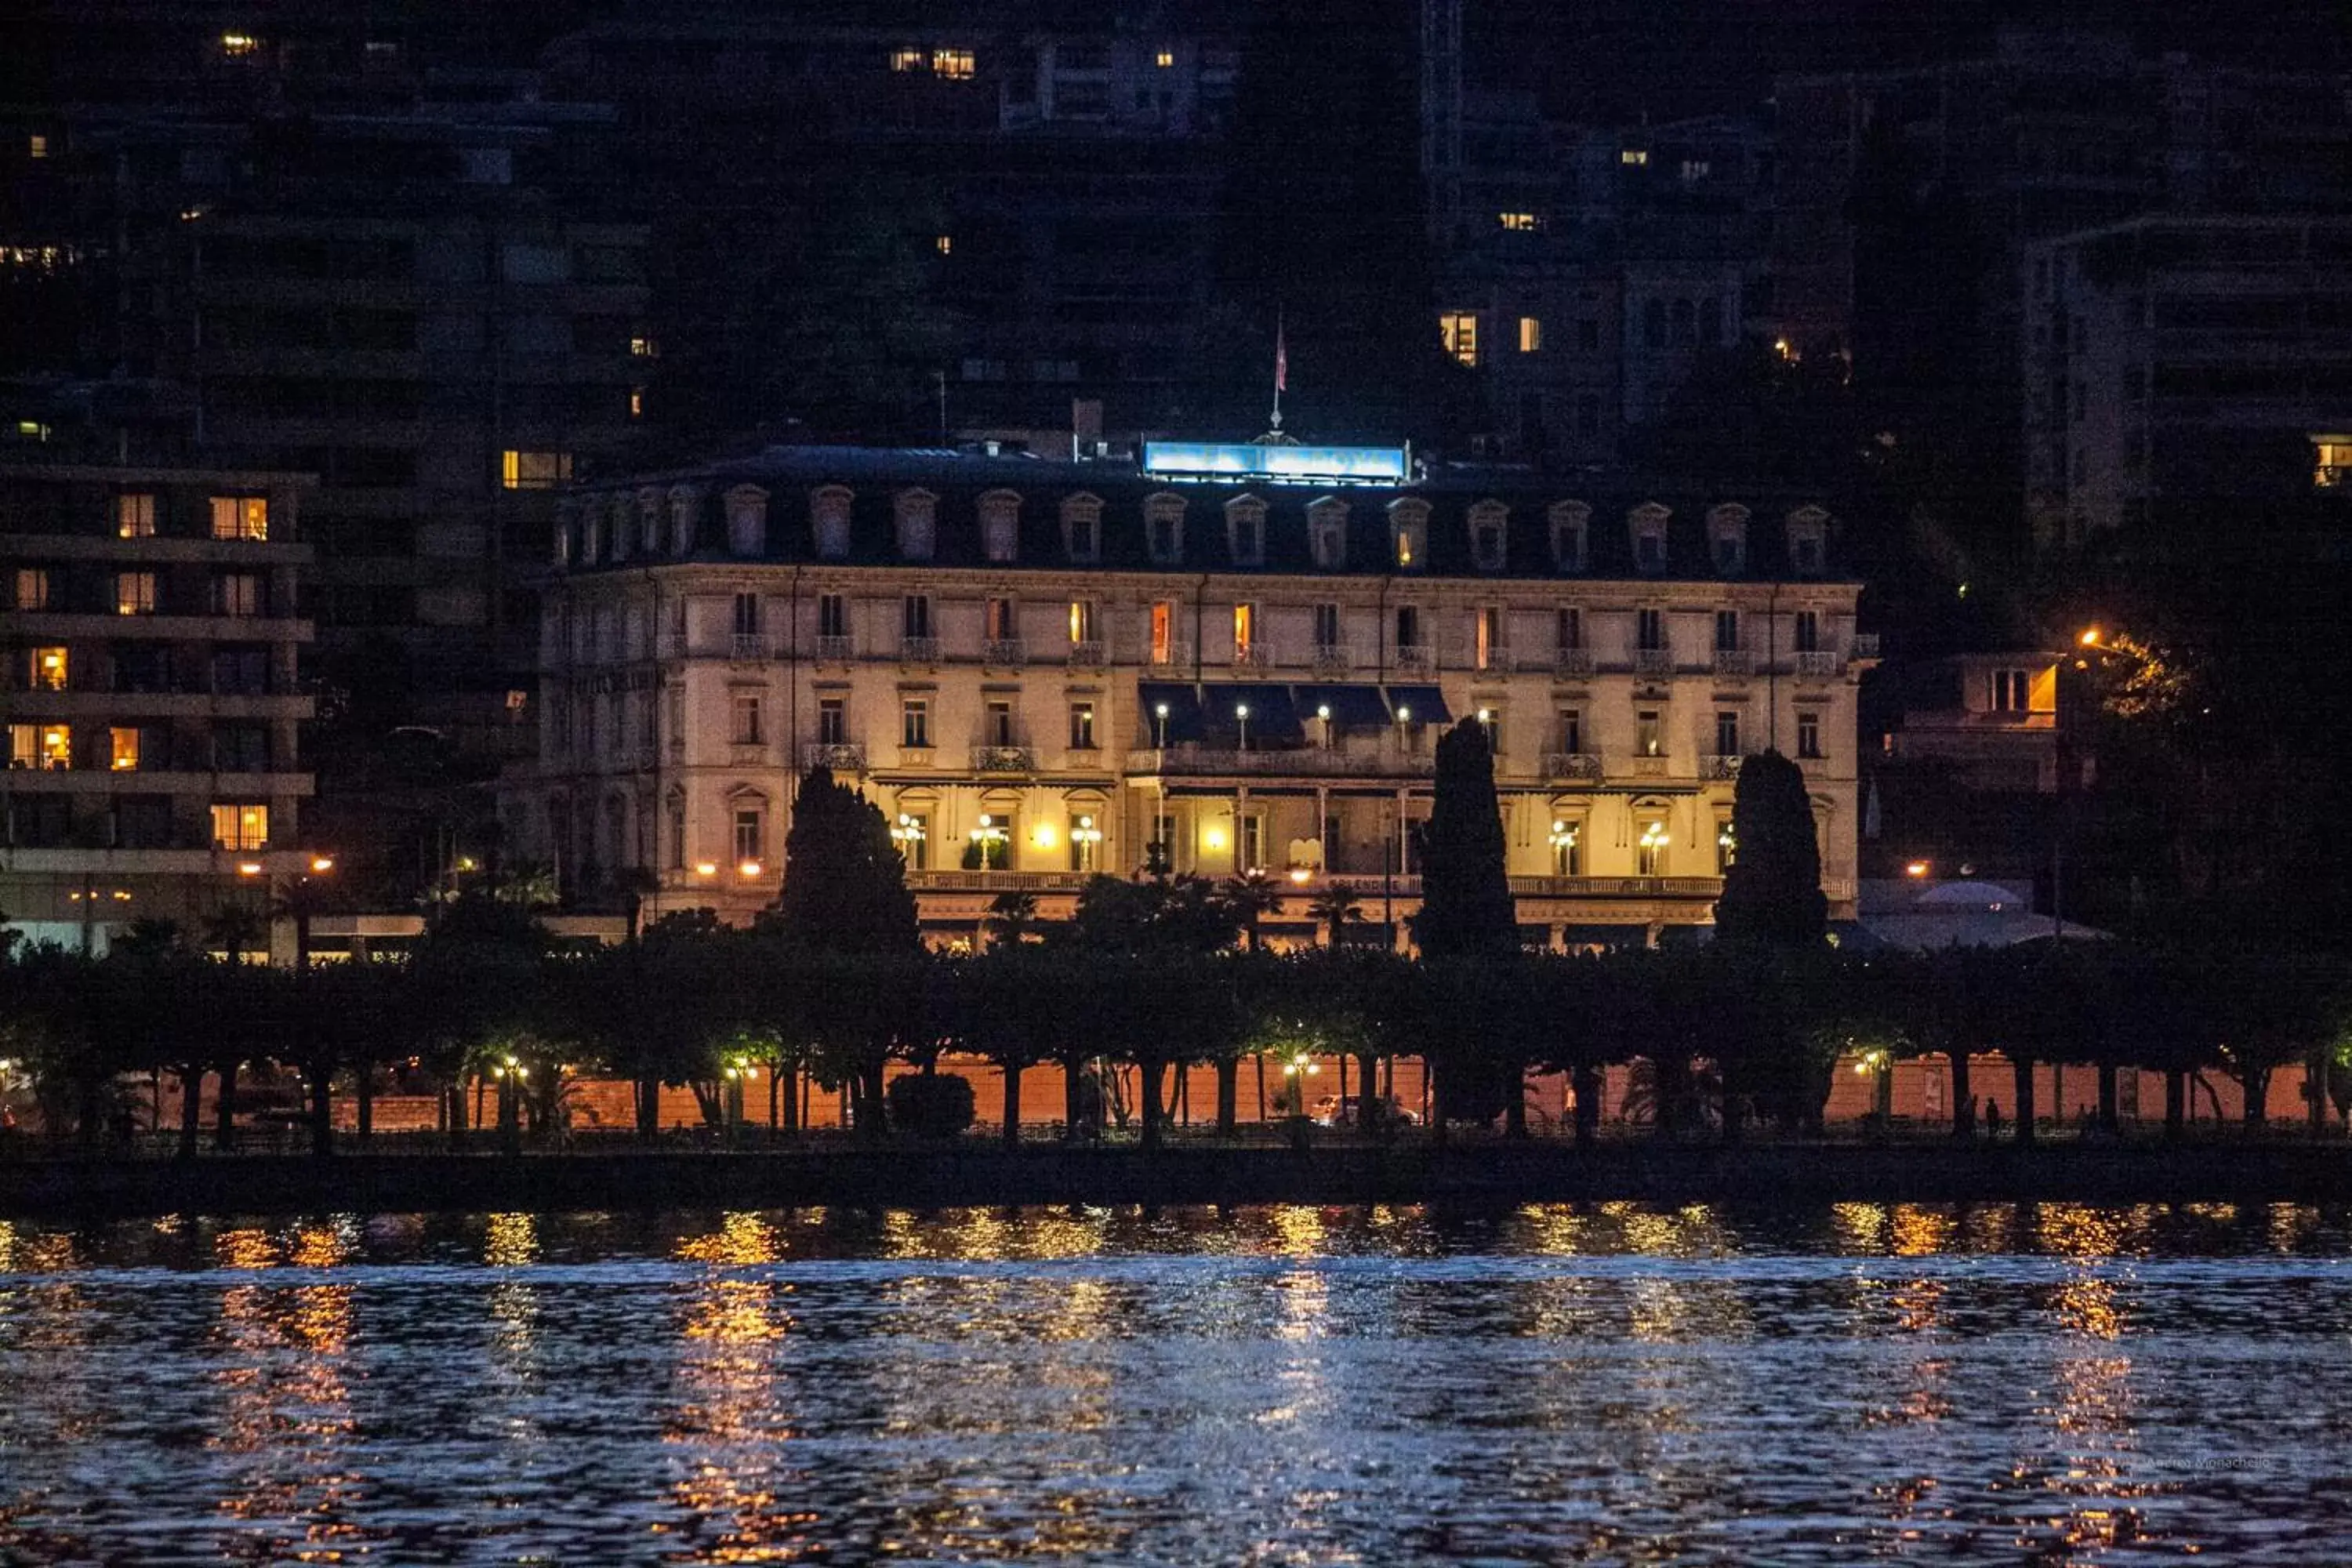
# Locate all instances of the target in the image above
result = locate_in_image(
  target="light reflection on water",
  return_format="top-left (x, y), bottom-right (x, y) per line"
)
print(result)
top-left (2, 1203), bottom-right (2352, 1563)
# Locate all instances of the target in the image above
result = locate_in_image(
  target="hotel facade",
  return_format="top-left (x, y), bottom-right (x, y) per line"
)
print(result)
top-left (507, 442), bottom-right (1873, 949)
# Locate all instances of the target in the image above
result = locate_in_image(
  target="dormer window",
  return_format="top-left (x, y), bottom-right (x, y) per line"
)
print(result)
top-left (667, 486), bottom-right (699, 556)
top-left (1306, 497), bottom-right (1349, 570)
top-left (1468, 499), bottom-right (1508, 572)
top-left (1629, 503), bottom-right (1670, 575)
top-left (1706, 503), bottom-right (1749, 577)
top-left (554, 504), bottom-right (575, 566)
top-left (1145, 492), bottom-right (1185, 564)
top-left (811, 485), bottom-right (854, 560)
top-left (1225, 495), bottom-right (1266, 567)
top-left (978, 490), bottom-right (1021, 563)
top-left (1785, 506), bottom-right (1829, 578)
top-left (637, 488), bottom-right (663, 556)
top-left (1548, 501), bottom-right (1590, 572)
top-left (581, 511), bottom-right (603, 565)
top-left (894, 488), bottom-right (936, 561)
top-left (1388, 499), bottom-right (1430, 571)
top-left (1060, 492), bottom-right (1102, 564)
top-left (724, 485), bottom-right (769, 557)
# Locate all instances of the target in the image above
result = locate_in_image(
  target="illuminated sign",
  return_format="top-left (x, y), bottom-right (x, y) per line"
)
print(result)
top-left (1141, 441), bottom-right (1410, 485)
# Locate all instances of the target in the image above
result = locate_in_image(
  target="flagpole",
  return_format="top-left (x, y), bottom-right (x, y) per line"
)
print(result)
top-left (1270, 308), bottom-right (1285, 434)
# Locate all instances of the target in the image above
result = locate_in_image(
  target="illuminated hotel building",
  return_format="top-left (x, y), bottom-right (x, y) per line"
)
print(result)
top-left (0, 462), bottom-right (316, 950)
top-left (509, 441), bottom-right (1873, 948)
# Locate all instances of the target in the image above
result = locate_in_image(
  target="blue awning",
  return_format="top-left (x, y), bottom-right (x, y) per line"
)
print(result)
top-left (1382, 684), bottom-right (1454, 725)
top-left (1200, 683), bottom-right (1304, 746)
top-left (1292, 684), bottom-right (1389, 728)
top-left (1139, 682), bottom-right (1207, 745)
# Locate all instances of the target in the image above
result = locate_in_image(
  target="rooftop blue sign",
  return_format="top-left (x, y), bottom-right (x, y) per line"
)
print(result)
top-left (1140, 441), bottom-right (1410, 485)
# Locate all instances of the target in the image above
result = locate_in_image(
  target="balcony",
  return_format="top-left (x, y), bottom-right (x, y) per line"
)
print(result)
top-left (1795, 650), bottom-right (1845, 678)
top-left (1393, 644), bottom-right (1436, 677)
top-left (813, 634), bottom-right (855, 664)
top-left (1145, 641), bottom-right (1193, 672)
top-left (1711, 648), bottom-right (1755, 677)
top-left (1468, 647), bottom-right (1512, 676)
top-left (1549, 648), bottom-right (1595, 679)
top-left (730, 632), bottom-right (771, 662)
top-left (971, 745), bottom-right (1036, 772)
top-left (1632, 647), bottom-right (1675, 676)
top-left (1703, 753), bottom-right (1744, 780)
top-left (1310, 642), bottom-right (1356, 677)
top-left (1541, 752), bottom-right (1604, 781)
top-left (1630, 754), bottom-right (1669, 777)
top-left (1507, 875), bottom-right (1724, 900)
top-left (1231, 644), bottom-right (1273, 673)
top-left (899, 636), bottom-right (942, 665)
top-left (1067, 640), bottom-right (1107, 670)
top-left (803, 742), bottom-right (866, 772)
top-left (982, 637), bottom-right (1027, 666)
top-left (907, 869), bottom-right (1094, 894)
top-left (1852, 633), bottom-right (1882, 661)
top-left (1124, 745), bottom-right (1433, 779)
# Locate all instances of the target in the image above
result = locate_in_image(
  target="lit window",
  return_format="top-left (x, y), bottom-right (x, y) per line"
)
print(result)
top-left (1679, 159), bottom-right (1711, 182)
top-left (500, 452), bottom-right (572, 491)
top-left (1636, 819), bottom-right (1668, 876)
top-left (114, 572), bottom-right (157, 615)
top-left (895, 811), bottom-right (930, 869)
top-left (210, 495), bottom-right (269, 539)
top-left (890, 47), bottom-right (926, 72)
top-left (111, 728), bottom-right (140, 771)
top-left (629, 386), bottom-right (644, 419)
top-left (733, 808), bottom-right (764, 865)
top-left (31, 646), bottom-right (67, 689)
top-left (7, 724), bottom-right (35, 768)
top-left (13, 568), bottom-right (48, 610)
top-left (1715, 817), bottom-right (1737, 875)
top-left (1498, 212), bottom-right (1539, 231)
top-left (1635, 709), bottom-right (1663, 756)
top-left (933, 48), bottom-right (976, 79)
top-left (1232, 602), bottom-right (1256, 656)
top-left (1390, 501), bottom-right (1428, 569)
top-left (1069, 598), bottom-right (1096, 644)
top-left (220, 32), bottom-right (260, 56)
top-left (1156, 48), bottom-right (1174, 68)
top-left (2315, 436), bottom-right (2352, 489)
top-left (1439, 311), bottom-right (1479, 368)
top-left (28, 134), bottom-right (48, 160)
top-left (630, 335), bottom-right (658, 358)
top-left (35, 724), bottom-right (71, 769)
top-left (934, 234), bottom-right (953, 255)
top-left (117, 492), bottom-right (155, 537)
top-left (1149, 599), bottom-right (1175, 665)
top-left (1518, 316), bottom-right (1542, 353)
top-left (1069, 702), bottom-right (1097, 750)
top-left (216, 572), bottom-right (264, 616)
top-left (212, 803), bottom-right (269, 851)
top-left (1620, 147), bottom-right (1649, 166)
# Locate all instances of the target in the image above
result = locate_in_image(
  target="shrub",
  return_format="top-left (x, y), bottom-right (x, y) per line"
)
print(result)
top-left (887, 1071), bottom-right (976, 1138)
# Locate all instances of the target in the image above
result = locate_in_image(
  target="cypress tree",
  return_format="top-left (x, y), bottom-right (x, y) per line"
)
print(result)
top-left (768, 768), bottom-right (920, 955)
top-left (1712, 750), bottom-right (1828, 948)
top-left (1413, 719), bottom-right (1518, 958)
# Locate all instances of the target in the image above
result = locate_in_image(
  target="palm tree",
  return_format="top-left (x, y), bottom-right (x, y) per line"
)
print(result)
top-left (200, 904), bottom-right (269, 1149)
top-left (984, 891), bottom-right (1041, 949)
top-left (1224, 869), bottom-right (1284, 952)
top-left (1305, 881), bottom-right (1365, 948)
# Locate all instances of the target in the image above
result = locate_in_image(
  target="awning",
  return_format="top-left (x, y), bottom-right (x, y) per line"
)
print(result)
top-left (1200, 683), bottom-right (1305, 746)
top-left (1382, 684), bottom-right (1454, 725)
top-left (1292, 683), bottom-right (1389, 728)
top-left (1138, 682), bottom-right (1207, 745)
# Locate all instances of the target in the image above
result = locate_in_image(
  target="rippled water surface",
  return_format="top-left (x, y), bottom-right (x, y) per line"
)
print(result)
top-left (5, 1203), bottom-right (2352, 1563)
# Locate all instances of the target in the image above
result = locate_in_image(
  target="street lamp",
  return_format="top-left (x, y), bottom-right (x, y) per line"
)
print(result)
top-left (1071, 813), bottom-right (1103, 871)
top-left (1548, 818), bottom-right (1578, 876)
top-left (1639, 819), bottom-right (1670, 877)
top-left (1236, 702), bottom-right (1250, 753)
top-left (1154, 702), bottom-right (1170, 750)
top-left (891, 812), bottom-right (926, 865)
top-left (972, 812), bottom-right (1007, 870)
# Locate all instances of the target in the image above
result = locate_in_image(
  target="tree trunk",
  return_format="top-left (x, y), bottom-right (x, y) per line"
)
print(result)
top-left (1139, 1058), bottom-right (1167, 1152)
top-left (2310, 1049), bottom-right (2330, 1136)
top-left (2096, 1062), bottom-right (2118, 1134)
top-left (1948, 1051), bottom-right (1974, 1139)
top-left (1572, 1064), bottom-right (1601, 1149)
top-left (1215, 1058), bottom-right (1239, 1136)
top-left (213, 1059), bottom-right (238, 1152)
top-left (446, 1079), bottom-right (469, 1152)
top-left (861, 1062), bottom-right (889, 1138)
top-left (636, 1074), bottom-right (661, 1141)
top-left (779, 1062), bottom-right (800, 1134)
top-left (2244, 1066), bottom-right (2271, 1127)
top-left (2012, 1054), bottom-right (2036, 1146)
top-left (1502, 1063), bottom-right (1528, 1139)
top-left (307, 1062), bottom-right (334, 1158)
top-left (177, 1066), bottom-right (204, 1160)
top-left (1002, 1060), bottom-right (1023, 1149)
top-left (2164, 1068), bottom-right (2186, 1139)
top-left (1063, 1054), bottom-right (1085, 1141)
top-left (355, 1064), bottom-right (374, 1142)
top-left (1357, 1051), bottom-right (1381, 1134)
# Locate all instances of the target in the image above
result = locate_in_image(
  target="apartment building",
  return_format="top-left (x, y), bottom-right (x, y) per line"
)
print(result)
top-left (510, 441), bottom-right (1873, 949)
top-left (0, 462), bottom-right (315, 949)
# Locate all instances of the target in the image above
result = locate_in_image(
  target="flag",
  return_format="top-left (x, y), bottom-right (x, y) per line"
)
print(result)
top-left (1274, 316), bottom-right (1287, 395)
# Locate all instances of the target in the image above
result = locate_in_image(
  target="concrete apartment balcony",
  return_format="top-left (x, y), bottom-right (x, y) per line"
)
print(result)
top-left (1125, 745), bottom-right (1433, 779)
top-left (982, 638), bottom-right (1028, 666)
top-left (802, 742), bottom-right (866, 772)
top-left (1633, 647), bottom-right (1675, 676)
top-left (0, 847), bottom-right (317, 877)
top-left (1795, 650), bottom-right (1846, 678)
top-left (812, 634), bottom-right (856, 664)
top-left (0, 532), bottom-right (311, 569)
top-left (971, 745), bottom-right (1036, 772)
top-left (1541, 752), bottom-right (1604, 781)
top-left (1711, 648), bottom-right (1755, 677)
top-left (14, 691), bottom-right (310, 720)
top-left (13, 611), bottom-right (314, 644)
top-left (2, 767), bottom-right (313, 797)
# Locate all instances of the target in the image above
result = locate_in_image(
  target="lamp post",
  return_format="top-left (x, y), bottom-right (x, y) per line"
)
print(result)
top-left (1154, 702), bottom-right (1169, 751)
top-left (972, 812), bottom-right (1007, 872)
top-left (1549, 819), bottom-right (1577, 877)
top-left (891, 811), bottom-right (926, 867)
top-left (1071, 813), bottom-right (1102, 873)
top-left (1316, 702), bottom-right (1332, 750)
top-left (1236, 702), bottom-right (1250, 753)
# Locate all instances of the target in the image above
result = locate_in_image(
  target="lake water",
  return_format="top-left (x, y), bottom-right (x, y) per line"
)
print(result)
top-left (3, 1203), bottom-right (2350, 1564)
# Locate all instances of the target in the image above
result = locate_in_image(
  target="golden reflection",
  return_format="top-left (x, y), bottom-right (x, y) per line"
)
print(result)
top-left (1887, 1276), bottom-right (1946, 1335)
top-left (2053, 1276), bottom-right (2125, 1341)
top-left (1890, 1205), bottom-right (1956, 1257)
top-left (290, 1218), bottom-right (358, 1269)
top-left (216, 1227), bottom-right (279, 1271)
top-left (485, 1211), bottom-right (539, 1268)
top-left (666, 1214), bottom-right (802, 1555)
top-left (1273, 1266), bottom-right (1329, 1345)
top-left (2267, 1203), bottom-right (2319, 1252)
top-left (1963, 1203), bottom-right (2017, 1252)
top-left (677, 1212), bottom-right (782, 1268)
top-left (1523, 1202), bottom-right (1588, 1255)
top-left (1831, 1201), bottom-right (1889, 1254)
top-left (210, 1251), bottom-right (361, 1548)
top-left (1270, 1204), bottom-right (1327, 1258)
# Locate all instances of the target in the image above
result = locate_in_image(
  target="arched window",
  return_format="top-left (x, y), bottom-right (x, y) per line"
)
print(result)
top-left (1224, 494), bottom-right (1267, 566)
top-left (894, 488), bottom-right (937, 561)
top-left (553, 501), bottom-right (576, 566)
top-left (1387, 499), bottom-right (1430, 571)
top-left (1628, 502), bottom-right (1671, 574)
top-left (1467, 499), bottom-right (1508, 572)
top-left (1784, 506), bottom-right (1830, 578)
top-left (1706, 503), bottom-right (1750, 576)
top-left (667, 485), bottom-right (700, 557)
top-left (1306, 496), bottom-right (1349, 569)
top-left (637, 487), bottom-right (664, 556)
top-left (1060, 492), bottom-right (1102, 563)
top-left (1548, 500), bottom-right (1589, 572)
top-left (724, 485), bottom-right (769, 557)
top-left (811, 485), bottom-right (854, 561)
top-left (978, 490), bottom-right (1022, 564)
top-left (1144, 492), bottom-right (1185, 564)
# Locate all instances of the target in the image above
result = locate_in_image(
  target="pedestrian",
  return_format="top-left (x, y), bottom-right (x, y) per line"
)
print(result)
top-left (1983, 1098), bottom-right (2002, 1140)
